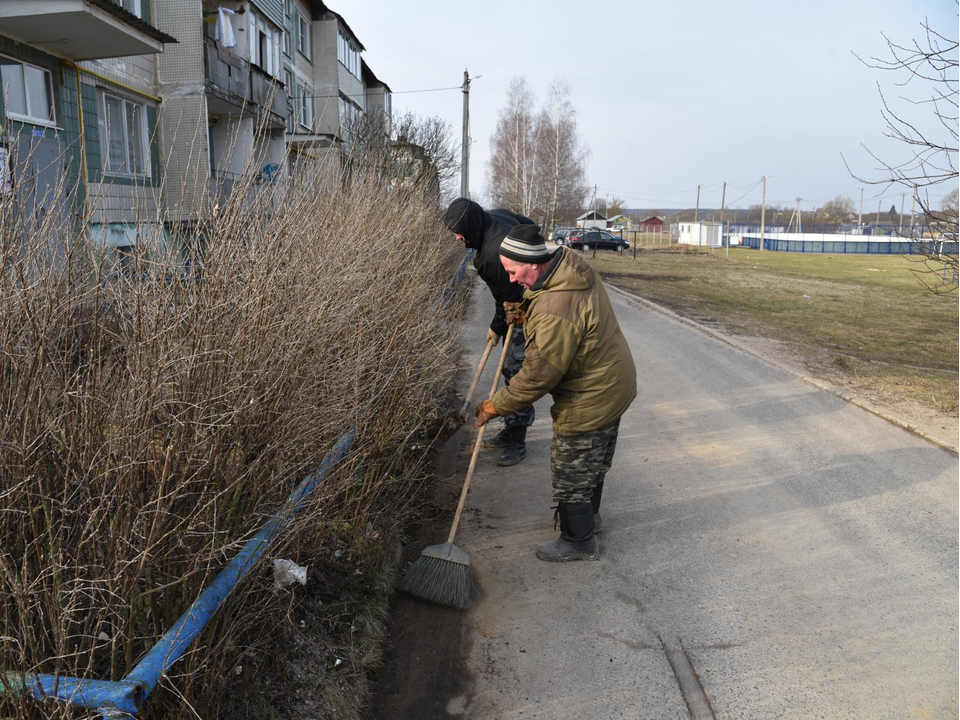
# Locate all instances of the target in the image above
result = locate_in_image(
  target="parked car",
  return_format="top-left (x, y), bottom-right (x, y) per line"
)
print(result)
top-left (566, 230), bottom-right (630, 253)
top-left (552, 226), bottom-right (575, 245)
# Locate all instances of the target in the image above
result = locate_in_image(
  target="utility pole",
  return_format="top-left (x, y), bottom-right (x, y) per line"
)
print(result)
top-left (899, 192), bottom-right (905, 232)
top-left (796, 197), bottom-right (802, 234)
top-left (720, 181), bottom-right (728, 258)
top-left (858, 187), bottom-right (863, 230)
top-left (460, 70), bottom-right (470, 199)
top-left (694, 184), bottom-right (701, 222)
top-left (876, 199), bottom-right (881, 226)
top-left (910, 185), bottom-right (917, 234)
top-left (759, 176), bottom-right (766, 251)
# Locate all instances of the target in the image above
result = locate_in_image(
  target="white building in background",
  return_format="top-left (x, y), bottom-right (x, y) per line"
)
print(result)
top-left (678, 221), bottom-right (723, 247)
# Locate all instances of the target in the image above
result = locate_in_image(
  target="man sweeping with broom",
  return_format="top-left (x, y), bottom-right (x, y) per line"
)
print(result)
top-left (475, 224), bottom-right (637, 562)
top-left (443, 198), bottom-right (536, 467)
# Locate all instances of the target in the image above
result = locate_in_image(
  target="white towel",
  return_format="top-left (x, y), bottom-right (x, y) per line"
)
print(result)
top-left (215, 7), bottom-right (237, 48)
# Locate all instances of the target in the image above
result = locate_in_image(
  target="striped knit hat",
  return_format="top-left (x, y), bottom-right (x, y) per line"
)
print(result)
top-left (499, 224), bottom-right (551, 264)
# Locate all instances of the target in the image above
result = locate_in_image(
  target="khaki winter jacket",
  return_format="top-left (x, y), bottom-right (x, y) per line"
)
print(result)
top-left (490, 248), bottom-right (637, 436)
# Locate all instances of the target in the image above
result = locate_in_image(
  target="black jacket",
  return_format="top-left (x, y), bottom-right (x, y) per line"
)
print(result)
top-left (443, 198), bottom-right (534, 337)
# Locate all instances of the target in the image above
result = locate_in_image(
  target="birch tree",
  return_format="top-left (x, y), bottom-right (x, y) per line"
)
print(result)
top-left (487, 77), bottom-right (588, 227)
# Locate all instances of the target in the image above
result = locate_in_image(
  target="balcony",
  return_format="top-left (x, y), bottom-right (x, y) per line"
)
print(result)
top-left (203, 36), bottom-right (287, 128)
top-left (0, 0), bottom-right (177, 60)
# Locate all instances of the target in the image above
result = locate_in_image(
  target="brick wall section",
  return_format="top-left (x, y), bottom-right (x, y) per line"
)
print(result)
top-left (156, 0), bottom-right (209, 221)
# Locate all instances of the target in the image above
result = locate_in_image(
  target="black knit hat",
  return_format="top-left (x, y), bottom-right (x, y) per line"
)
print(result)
top-left (499, 224), bottom-right (551, 264)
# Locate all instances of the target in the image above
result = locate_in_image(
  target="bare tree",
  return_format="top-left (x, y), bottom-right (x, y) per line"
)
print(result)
top-left (488, 77), bottom-right (589, 228)
top-left (341, 109), bottom-right (459, 206)
top-left (821, 195), bottom-right (856, 221)
top-left (845, 11), bottom-right (958, 292)
top-left (539, 80), bottom-right (590, 231)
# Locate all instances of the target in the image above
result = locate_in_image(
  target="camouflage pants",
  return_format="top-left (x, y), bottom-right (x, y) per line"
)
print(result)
top-left (550, 418), bottom-right (621, 504)
top-left (501, 328), bottom-right (535, 429)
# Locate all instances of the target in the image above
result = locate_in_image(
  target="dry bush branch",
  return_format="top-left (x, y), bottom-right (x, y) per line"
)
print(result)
top-left (0, 132), bottom-right (467, 718)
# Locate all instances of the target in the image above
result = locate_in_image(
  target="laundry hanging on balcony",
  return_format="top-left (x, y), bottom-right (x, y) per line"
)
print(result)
top-left (215, 7), bottom-right (237, 48)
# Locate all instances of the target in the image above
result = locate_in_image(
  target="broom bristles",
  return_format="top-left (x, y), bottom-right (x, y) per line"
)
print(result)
top-left (400, 552), bottom-right (471, 610)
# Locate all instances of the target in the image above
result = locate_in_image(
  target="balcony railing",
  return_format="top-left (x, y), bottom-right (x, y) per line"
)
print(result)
top-left (203, 36), bottom-right (287, 126)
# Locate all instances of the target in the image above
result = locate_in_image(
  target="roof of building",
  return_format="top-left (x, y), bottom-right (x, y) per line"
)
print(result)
top-left (361, 58), bottom-right (392, 93)
top-left (319, 3), bottom-right (366, 51)
top-left (576, 210), bottom-right (608, 220)
top-left (88, 0), bottom-right (179, 44)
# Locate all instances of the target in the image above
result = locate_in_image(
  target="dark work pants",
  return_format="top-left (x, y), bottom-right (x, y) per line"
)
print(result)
top-left (501, 328), bottom-right (535, 429)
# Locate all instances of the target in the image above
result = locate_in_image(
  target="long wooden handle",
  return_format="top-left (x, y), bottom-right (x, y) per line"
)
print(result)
top-left (447, 324), bottom-right (516, 543)
top-left (459, 338), bottom-right (496, 418)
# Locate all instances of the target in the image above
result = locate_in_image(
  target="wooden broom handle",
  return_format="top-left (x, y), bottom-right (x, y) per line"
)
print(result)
top-left (459, 338), bottom-right (497, 417)
top-left (447, 324), bottom-right (516, 543)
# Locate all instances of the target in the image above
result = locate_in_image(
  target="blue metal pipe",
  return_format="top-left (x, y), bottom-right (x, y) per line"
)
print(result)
top-left (11, 431), bottom-right (354, 716)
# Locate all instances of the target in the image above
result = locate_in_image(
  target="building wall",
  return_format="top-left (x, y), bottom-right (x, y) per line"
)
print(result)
top-left (0, 35), bottom-right (84, 226)
top-left (314, 18), bottom-right (339, 138)
top-left (156, 0), bottom-right (209, 221)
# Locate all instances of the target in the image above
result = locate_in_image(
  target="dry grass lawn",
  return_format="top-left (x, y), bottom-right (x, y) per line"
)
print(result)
top-left (588, 246), bottom-right (958, 415)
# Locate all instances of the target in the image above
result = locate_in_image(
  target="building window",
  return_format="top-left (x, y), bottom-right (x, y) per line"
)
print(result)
top-left (0, 56), bottom-right (55, 126)
top-left (282, 30), bottom-right (290, 56)
top-left (297, 12), bottom-right (311, 59)
top-left (284, 70), bottom-right (295, 133)
top-left (299, 83), bottom-right (313, 129)
top-left (283, 0), bottom-right (291, 18)
top-left (384, 91), bottom-right (391, 116)
top-left (101, 93), bottom-right (148, 177)
top-left (337, 31), bottom-right (360, 78)
top-left (249, 11), bottom-right (281, 78)
top-left (339, 94), bottom-right (360, 133)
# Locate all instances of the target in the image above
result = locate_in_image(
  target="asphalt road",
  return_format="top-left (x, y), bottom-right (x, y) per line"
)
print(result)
top-left (370, 277), bottom-right (958, 720)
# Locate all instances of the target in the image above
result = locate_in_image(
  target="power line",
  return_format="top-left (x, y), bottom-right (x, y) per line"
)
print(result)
top-left (298, 84), bottom-right (464, 101)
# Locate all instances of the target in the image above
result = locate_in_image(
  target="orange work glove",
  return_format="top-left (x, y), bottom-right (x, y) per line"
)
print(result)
top-left (474, 399), bottom-right (499, 428)
top-left (503, 301), bottom-right (526, 326)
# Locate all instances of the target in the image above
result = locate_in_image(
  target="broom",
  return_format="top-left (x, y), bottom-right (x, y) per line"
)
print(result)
top-left (400, 324), bottom-right (516, 610)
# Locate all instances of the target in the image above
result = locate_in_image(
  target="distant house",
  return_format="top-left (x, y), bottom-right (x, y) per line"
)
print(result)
top-left (576, 210), bottom-right (608, 229)
top-left (607, 214), bottom-right (633, 231)
top-left (678, 221), bottom-right (723, 247)
top-left (637, 216), bottom-right (665, 230)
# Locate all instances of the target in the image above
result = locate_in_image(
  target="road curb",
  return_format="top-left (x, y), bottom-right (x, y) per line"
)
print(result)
top-left (606, 283), bottom-right (959, 456)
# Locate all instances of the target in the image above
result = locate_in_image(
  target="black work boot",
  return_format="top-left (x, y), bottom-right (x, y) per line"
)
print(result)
top-left (496, 426), bottom-right (527, 467)
top-left (481, 424), bottom-right (512, 450)
top-left (536, 502), bottom-right (599, 562)
top-left (592, 481), bottom-right (604, 534)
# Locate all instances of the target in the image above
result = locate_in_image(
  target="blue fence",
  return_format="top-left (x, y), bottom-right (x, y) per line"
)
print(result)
top-left (2, 250), bottom-right (474, 718)
top-left (739, 235), bottom-right (959, 255)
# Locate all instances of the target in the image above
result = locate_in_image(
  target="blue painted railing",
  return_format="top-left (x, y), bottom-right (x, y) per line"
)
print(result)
top-left (4, 431), bottom-right (354, 718)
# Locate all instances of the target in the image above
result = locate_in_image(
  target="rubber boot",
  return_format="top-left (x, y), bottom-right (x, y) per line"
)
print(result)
top-left (592, 481), bottom-right (604, 534)
top-left (481, 424), bottom-right (512, 450)
top-left (497, 426), bottom-right (527, 467)
top-left (536, 502), bottom-right (599, 562)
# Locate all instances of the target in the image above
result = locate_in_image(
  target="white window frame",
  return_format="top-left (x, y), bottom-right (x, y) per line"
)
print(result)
top-left (284, 70), bottom-right (295, 133)
top-left (299, 83), bottom-right (313, 130)
top-left (100, 91), bottom-right (149, 178)
top-left (0, 55), bottom-right (56, 127)
top-left (248, 10), bottom-right (282, 78)
top-left (297, 12), bottom-right (311, 59)
top-left (337, 31), bottom-right (360, 79)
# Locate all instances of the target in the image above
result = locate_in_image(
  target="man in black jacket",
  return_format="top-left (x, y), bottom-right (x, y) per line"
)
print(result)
top-left (443, 198), bottom-right (535, 466)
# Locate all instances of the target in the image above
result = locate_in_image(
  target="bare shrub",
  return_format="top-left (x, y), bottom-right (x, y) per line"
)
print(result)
top-left (0, 138), bottom-right (466, 718)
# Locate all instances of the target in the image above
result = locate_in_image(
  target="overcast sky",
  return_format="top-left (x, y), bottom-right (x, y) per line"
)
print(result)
top-left (345, 0), bottom-right (957, 213)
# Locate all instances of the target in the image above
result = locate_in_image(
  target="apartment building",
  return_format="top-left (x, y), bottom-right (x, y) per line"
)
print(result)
top-left (0, 1), bottom-right (392, 259)
top-left (0, 0), bottom-right (175, 251)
